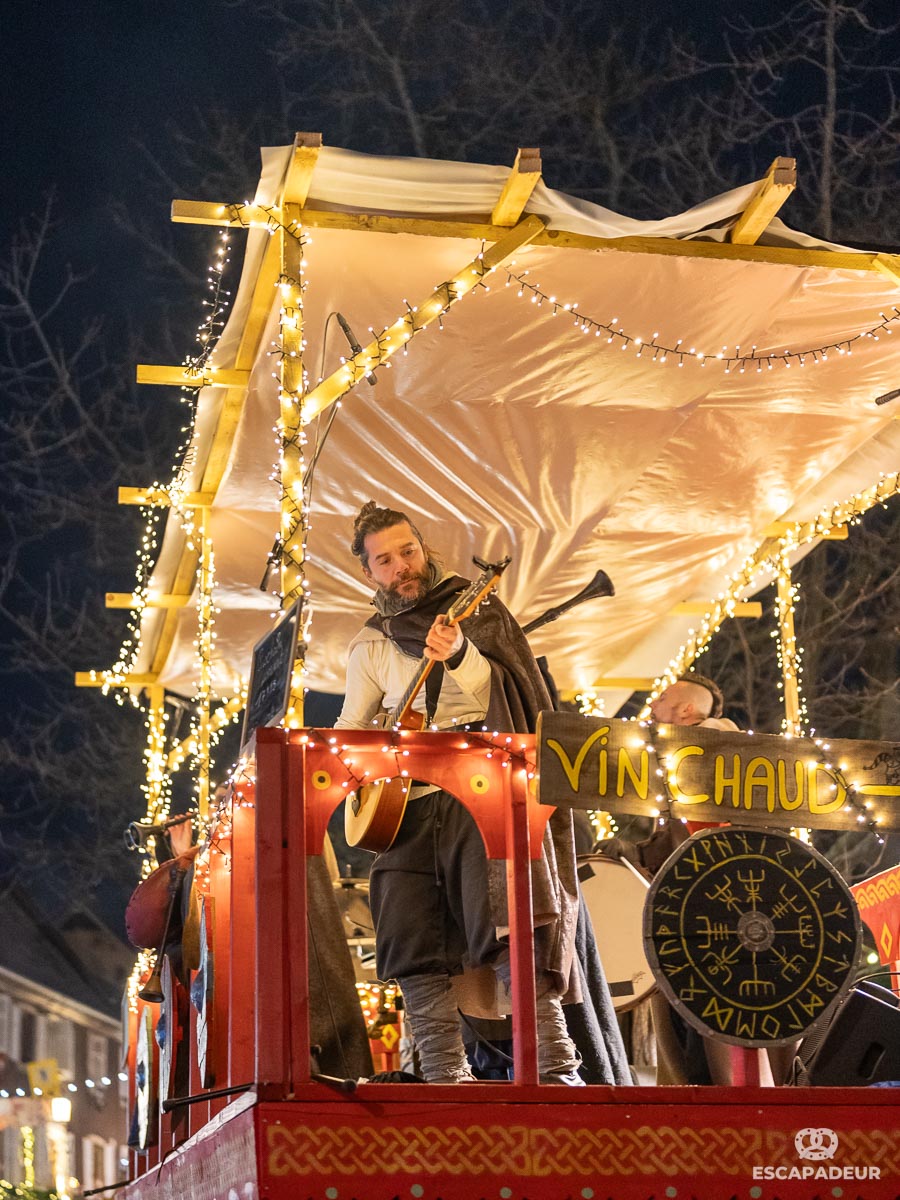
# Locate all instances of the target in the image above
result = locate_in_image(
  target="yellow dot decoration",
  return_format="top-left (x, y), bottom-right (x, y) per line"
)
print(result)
top-left (469, 774), bottom-right (491, 794)
top-left (312, 770), bottom-right (332, 790)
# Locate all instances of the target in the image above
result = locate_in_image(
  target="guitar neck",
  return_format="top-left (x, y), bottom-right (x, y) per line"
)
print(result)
top-left (391, 609), bottom-right (463, 728)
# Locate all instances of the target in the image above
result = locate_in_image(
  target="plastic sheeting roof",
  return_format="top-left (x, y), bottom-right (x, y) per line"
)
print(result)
top-left (132, 144), bottom-right (900, 712)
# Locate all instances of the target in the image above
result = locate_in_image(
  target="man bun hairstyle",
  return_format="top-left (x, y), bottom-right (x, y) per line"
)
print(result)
top-left (680, 673), bottom-right (725, 719)
top-left (350, 500), bottom-right (427, 570)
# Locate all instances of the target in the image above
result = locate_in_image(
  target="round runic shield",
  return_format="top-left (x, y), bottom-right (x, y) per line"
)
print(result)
top-left (135, 1006), bottom-right (157, 1150)
top-left (158, 955), bottom-right (186, 1106)
top-left (190, 894), bottom-right (215, 1089)
top-left (643, 826), bottom-right (861, 1047)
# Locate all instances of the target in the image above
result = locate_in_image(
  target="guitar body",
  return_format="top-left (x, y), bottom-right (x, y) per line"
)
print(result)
top-left (345, 775), bottom-right (412, 852)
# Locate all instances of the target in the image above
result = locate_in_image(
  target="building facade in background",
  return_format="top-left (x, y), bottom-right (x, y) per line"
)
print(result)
top-left (0, 893), bottom-right (133, 1197)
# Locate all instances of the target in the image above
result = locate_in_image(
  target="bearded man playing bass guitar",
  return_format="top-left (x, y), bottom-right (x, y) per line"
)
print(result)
top-left (335, 500), bottom-right (587, 1085)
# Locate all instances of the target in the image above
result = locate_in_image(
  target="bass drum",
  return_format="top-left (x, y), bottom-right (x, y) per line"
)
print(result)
top-left (578, 854), bottom-right (656, 1013)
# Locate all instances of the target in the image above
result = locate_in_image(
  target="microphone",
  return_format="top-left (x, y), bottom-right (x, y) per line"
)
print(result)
top-left (874, 386), bottom-right (900, 406)
top-left (336, 313), bottom-right (376, 387)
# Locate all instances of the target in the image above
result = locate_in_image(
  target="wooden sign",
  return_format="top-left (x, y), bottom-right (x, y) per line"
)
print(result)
top-left (240, 600), bottom-right (301, 748)
top-left (537, 713), bottom-right (900, 831)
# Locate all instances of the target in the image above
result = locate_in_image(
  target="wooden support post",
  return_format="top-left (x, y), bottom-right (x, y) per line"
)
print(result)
top-left (74, 670), bottom-right (159, 688)
top-left (286, 741), bottom-right (310, 1089)
top-left (589, 677), bottom-right (655, 691)
top-left (136, 364), bottom-right (250, 389)
top-left (166, 696), bottom-right (244, 774)
top-left (491, 147), bottom-right (542, 226)
top-left (254, 730), bottom-right (290, 1093)
top-left (764, 520), bottom-right (847, 540)
top-left (301, 213), bottom-right (546, 423)
top-left (775, 546), bottom-right (803, 737)
top-left (278, 199), bottom-right (307, 728)
top-left (506, 769), bottom-right (538, 1086)
top-left (196, 513), bottom-right (213, 821)
top-left (105, 592), bottom-right (190, 609)
top-left (228, 789), bottom-right (257, 1088)
top-left (282, 132), bottom-right (322, 205)
top-left (118, 486), bottom-right (214, 508)
top-left (672, 601), bottom-right (762, 617)
top-left (873, 253), bottom-right (900, 288)
top-left (208, 835), bottom-right (232, 1116)
top-left (731, 156), bottom-right (796, 245)
top-left (144, 684), bottom-right (168, 824)
top-left (169, 196), bottom-right (894, 271)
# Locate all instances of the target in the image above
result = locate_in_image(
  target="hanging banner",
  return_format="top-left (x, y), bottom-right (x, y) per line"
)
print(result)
top-left (536, 713), bottom-right (900, 831)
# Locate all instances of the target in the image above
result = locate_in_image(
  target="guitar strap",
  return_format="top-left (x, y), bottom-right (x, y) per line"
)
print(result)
top-left (424, 662), bottom-right (445, 725)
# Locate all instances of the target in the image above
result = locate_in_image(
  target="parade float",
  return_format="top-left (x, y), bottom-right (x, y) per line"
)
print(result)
top-left (78, 135), bottom-right (900, 1199)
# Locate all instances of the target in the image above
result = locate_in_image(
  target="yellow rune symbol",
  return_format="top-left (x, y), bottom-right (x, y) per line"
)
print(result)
top-left (770, 946), bottom-right (806, 980)
top-left (695, 915), bottom-right (732, 947)
top-left (705, 876), bottom-right (742, 915)
top-left (736, 868), bottom-right (764, 905)
top-left (701, 945), bottom-right (741, 985)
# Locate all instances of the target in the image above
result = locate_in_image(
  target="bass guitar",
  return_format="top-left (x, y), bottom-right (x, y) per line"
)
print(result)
top-left (344, 555), bottom-right (511, 852)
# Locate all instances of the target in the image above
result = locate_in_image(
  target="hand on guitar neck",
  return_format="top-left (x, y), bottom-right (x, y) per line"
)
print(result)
top-left (423, 613), bottom-right (465, 662)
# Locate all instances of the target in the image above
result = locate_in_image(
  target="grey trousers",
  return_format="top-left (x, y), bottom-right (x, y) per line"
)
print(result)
top-left (399, 967), bottom-right (583, 1084)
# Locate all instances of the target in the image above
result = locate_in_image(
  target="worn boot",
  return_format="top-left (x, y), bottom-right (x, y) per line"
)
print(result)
top-left (492, 955), bottom-right (584, 1085)
top-left (397, 973), bottom-right (476, 1083)
top-left (535, 987), bottom-right (585, 1085)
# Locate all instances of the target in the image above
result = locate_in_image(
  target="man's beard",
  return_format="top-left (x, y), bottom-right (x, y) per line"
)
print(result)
top-left (378, 563), bottom-right (436, 615)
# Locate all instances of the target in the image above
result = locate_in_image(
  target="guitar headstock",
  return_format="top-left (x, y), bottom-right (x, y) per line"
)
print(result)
top-left (448, 555), bottom-right (512, 623)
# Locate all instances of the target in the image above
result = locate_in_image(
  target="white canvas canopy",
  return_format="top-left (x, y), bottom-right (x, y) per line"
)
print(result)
top-left (127, 142), bottom-right (900, 715)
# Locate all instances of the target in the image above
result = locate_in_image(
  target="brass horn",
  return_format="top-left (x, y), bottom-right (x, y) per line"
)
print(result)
top-left (521, 568), bottom-right (615, 635)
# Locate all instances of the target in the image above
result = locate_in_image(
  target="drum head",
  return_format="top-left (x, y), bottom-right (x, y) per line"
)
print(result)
top-left (578, 854), bottom-right (655, 1012)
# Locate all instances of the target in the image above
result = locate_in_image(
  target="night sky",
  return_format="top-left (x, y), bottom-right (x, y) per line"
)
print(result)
top-left (4, 0), bottom-right (898, 929)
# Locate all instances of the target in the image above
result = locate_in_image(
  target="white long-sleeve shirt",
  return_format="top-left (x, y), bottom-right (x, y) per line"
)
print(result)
top-left (335, 626), bottom-right (491, 730)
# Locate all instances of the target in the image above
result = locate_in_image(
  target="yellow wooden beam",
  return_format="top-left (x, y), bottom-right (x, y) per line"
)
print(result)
top-left (873, 253), bottom-right (900, 288)
top-left (75, 671), bottom-right (159, 688)
top-left (282, 132), bottom-right (322, 205)
top-left (491, 147), bottom-right (542, 226)
top-left (300, 213), bottom-right (547, 423)
top-left (136, 364), bottom-right (251, 389)
top-left (672, 601), bottom-right (763, 617)
top-left (763, 521), bottom-right (848, 540)
top-left (170, 197), bottom-right (890, 274)
top-left (590, 678), bottom-right (655, 690)
top-left (105, 592), bottom-right (191, 609)
top-left (731, 156), bottom-right (797, 245)
top-left (118, 487), bottom-right (215, 508)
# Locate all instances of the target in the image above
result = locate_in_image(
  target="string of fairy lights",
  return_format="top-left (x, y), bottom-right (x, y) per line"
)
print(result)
top-left (502, 264), bottom-right (900, 371)
top-left (639, 471), bottom-right (900, 727)
top-left (84, 194), bottom-right (899, 1012)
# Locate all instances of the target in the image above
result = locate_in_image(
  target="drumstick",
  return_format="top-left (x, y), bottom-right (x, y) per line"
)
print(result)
top-left (614, 852), bottom-right (651, 889)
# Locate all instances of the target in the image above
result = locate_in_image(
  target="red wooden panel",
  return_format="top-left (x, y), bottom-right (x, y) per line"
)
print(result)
top-left (286, 740), bottom-right (310, 1088)
top-left (208, 831), bottom-right (231, 1115)
top-left (255, 728), bottom-right (290, 1090)
top-left (228, 786), bottom-right (257, 1085)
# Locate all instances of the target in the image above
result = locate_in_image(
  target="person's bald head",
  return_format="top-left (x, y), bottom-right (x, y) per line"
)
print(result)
top-left (649, 675), bottom-right (724, 725)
